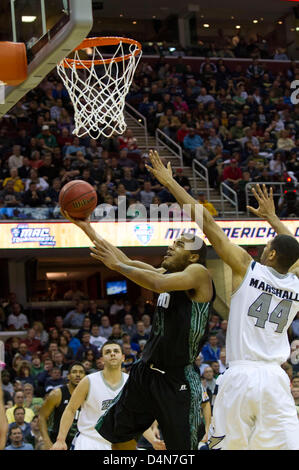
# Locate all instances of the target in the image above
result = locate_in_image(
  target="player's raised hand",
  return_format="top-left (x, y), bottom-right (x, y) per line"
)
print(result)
top-left (145, 150), bottom-right (173, 187)
top-left (60, 208), bottom-right (91, 232)
top-left (247, 184), bottom-right (275, 219)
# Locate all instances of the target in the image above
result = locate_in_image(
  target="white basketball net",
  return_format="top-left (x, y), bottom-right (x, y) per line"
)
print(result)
top-left (57, 39), bottom-right (142, 139)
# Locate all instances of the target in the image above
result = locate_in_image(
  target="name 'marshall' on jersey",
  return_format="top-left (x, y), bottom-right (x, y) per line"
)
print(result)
top-left (11, 225), bottom-right (56, 246)
top-left (249, 277), bottom-right (299, 301)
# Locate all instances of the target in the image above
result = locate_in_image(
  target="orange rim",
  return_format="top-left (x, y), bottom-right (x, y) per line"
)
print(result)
top-left (62, 36), bottom-right (142, 69)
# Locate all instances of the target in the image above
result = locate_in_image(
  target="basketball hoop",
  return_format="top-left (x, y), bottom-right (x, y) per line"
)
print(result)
top-left (57, 37), bottom-right (142, 139)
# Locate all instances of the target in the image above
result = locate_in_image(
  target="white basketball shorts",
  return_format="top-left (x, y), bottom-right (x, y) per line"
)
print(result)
top-left (210, 361), bottom-right (299, 450)
top-left (72, 432), bottom-right (111, 450)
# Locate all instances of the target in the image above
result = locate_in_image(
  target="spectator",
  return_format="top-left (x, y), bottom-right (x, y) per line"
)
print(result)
top-left (5, 424), bottom-right (34, 450)
top-left (30, 355), bottom-right (44, 381)
top-left (1, 370), bottom-right (14, 399)
top-left (23, 181), bottom-right (45, 207)
top-left (198, 192), bottom-right (218, 217)
top-left (8, 406), bottom-right (31, 437)
top-left (23, 415), bottom-right (43, 449)
top-left (173, 168), bottom-right (191, 193)
top-left (202, 366), bottom-right (217, 396)
top-left (121, 314), bottom-right (137, 338)
top-left (246, 59), bottom-right (264, 80)
top-left (63, 281), bottom-right (85, 301)
top-left (276, 130), bottom-right (295, 152)
top-left (120, 167), bottom-right (140, 197)
top-left (7, 145), bottom-right (24, 170)
top-left (18, 156), bottom-right (32, 180)
top-left (89, 324), bottom-right (107, 350)
top-left (36, 125), bottom-right (57, 149)
top-left (274, 48), bottom-right (289, 61)
top-left (108, 323), bottom-right (123, 344)
top-left (2, 167), bottom-right (24, 193)
top-left (23, 383), bottom-right (43, 415)
top-left (183, 128), bottom-right (204, 163)
top-left (216, 320), bottom-right (228, 349)
top-left (222, 158), bottom-right (243, 192)
top-left (118, 149), bottom-right (136, 169)
top-left (57, 335), bottom-right (74, 364)
top-left (44, 367), bottom-right (65, 393)
top-left (131, 321), bottom-right (149, 348)
top-left (269, 153), bottom-right (287, 178)
top-left (122, 343), bottom-right (137, 373)
top-left (118, 129), bottom-right (140, 154)
top-left (99, 315), bottom-right (113, 339)
top-left (76, 316), bottom-right (92, 342)
top-left (201, 335), bottom-right (221, 362)
top-left (139, 181), bottom-right (155, 210)
top-left (25, 168), bottom-right (49, 192)
top-left (0, 179), bottom-right (23, 208)
top-left (63, 301), bottom-right (85, 328)
top-left (6, 391), bottom-right (35, 424)
top-left (218, 349), bottom-right (228, 374)
top-left (85, 300), bottom-right (104, 324)
top-left (35, 358), bottom-right (54, 394)
top-left (141, 314), bottom-right (152, 336)
top-left (158, 108), bottom-right (181, 140)
top-left (208, 128), bottom-right (223, 152)
top-left (7, 303), bottom-right (29, 331)
top-left (75, 332), bottom-right (100, 361)
top-left (15, 361), bottom-right (35, 386)
top-left (61, 330), bottom-right (81, 357)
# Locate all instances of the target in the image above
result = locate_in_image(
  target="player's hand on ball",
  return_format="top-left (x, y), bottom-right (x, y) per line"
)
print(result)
top-left (145, 150), bottom-right (173, 187)
top-left (90, 239), bottom-right (119, 270)
top-left (60, 208), bottom-right (91, 231)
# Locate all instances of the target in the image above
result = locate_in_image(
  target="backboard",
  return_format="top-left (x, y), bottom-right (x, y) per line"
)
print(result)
top-left (0, 0), bottom-right (93, 117)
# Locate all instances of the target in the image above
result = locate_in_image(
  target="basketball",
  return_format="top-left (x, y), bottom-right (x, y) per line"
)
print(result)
top-left (59, 180), bottom-right (98, 219)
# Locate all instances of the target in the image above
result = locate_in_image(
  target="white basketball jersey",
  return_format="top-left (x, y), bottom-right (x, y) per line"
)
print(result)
top-left (77, 371), bottom-right (128, 443)
top-left (227, 261), bottom-right (299, 365)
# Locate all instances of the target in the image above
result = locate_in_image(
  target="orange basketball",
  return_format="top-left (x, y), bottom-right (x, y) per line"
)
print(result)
top-left (59, 180), bottom-right (98, 219)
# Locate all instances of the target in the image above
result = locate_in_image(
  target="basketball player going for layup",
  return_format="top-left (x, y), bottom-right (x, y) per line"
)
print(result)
top-left (61, 209), bottom-right (214, 450)
top-left (146, 150), bottom-right (299, 450)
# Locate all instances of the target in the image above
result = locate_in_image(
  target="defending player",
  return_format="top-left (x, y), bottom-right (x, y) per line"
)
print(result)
top-left (146, 150), bottom-right (299, 450)
top-left (51, 340), bottom-right (165, 450)
top-left (39, 362), bottom-right (86, 450)
top-left (61, 209), bottom-right (214, 450)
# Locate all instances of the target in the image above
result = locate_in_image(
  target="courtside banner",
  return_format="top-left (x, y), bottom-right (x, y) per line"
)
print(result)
top-left (0, 220), bottom-right (298, 249)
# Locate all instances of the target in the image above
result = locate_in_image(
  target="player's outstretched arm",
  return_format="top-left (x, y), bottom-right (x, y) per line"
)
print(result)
top-left (90, 240), bottom-right (212, 302)
top-left (145, 150), bottom-right (251, 278)
top-left (38, 387), bottom-right (62, 450)
top-left (247, 184), bottom-right (293, 237)
top-left (61, 209), bottom-right (163, 273)
top-left (51, 376), bottom-right (89, 450)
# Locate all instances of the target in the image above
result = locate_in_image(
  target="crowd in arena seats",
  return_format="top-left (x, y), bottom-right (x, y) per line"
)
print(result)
top-left (129, 56), bottom-right (299, 214)
top-left (1, 286), bottom-right (298, 449)
top-left (0, 51), bottom-right (298, 220)
top-left (141, 34), bottom-right (292, 61)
